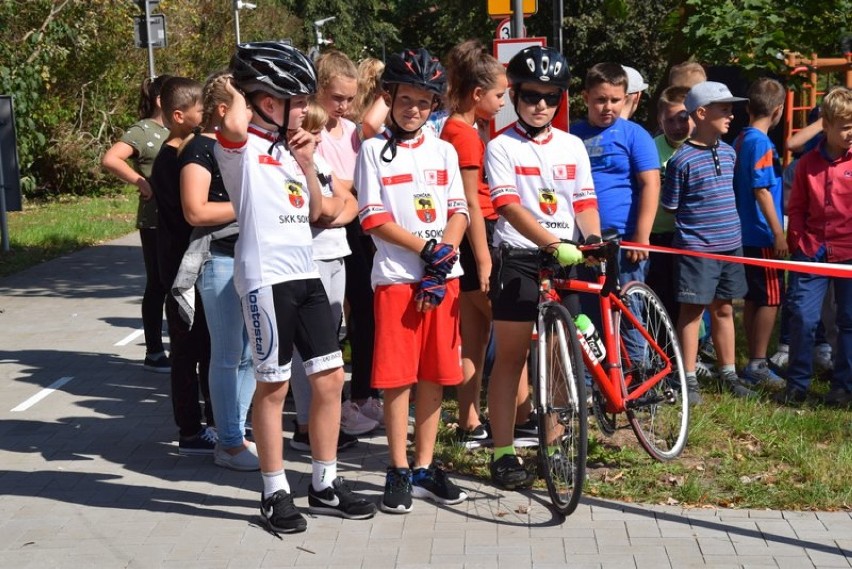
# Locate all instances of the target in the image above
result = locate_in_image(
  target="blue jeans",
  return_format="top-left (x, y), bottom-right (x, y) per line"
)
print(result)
top-left (197, 251), bottom-right (255, 449)
top-left (786, 248), bottom-right (852, 392)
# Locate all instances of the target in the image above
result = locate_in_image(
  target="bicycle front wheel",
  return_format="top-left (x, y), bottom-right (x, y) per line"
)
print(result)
top-left (617, 282), bottom-right (689, 461)
top-left (536, 302), bottom-right (587, 515)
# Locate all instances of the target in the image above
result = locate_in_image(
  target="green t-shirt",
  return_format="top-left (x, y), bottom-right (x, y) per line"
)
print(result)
top-left (120, 118), bottom-right (169, 229)
top-left (651, 134), bottom-right (681, 235)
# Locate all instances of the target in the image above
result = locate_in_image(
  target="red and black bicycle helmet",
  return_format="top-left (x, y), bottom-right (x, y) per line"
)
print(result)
top-left (381, 48), bottom-right (446, 96)
top-left (506, 46), bottom-right (570, 90)
top-left (231, 41), bottom-right (317, 98)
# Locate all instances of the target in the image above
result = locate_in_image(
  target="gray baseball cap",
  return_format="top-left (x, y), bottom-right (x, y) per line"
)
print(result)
top-left (684, 81), bottom-right (748, 113)
top-left (622, 65), bottom-right (648, 94)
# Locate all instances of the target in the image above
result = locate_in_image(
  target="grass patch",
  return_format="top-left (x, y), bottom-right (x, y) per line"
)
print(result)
top-left (0, 188), bottom-right (137, 277)
top-left (434, 385), bottom-right (852, 511)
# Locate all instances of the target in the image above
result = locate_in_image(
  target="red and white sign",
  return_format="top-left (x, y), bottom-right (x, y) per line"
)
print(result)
top-left (490, 37), bottom-right (569, 139)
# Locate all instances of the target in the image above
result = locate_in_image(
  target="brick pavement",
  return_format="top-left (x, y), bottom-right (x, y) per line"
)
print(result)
top-left (0, 233), bottom-right (849, 568)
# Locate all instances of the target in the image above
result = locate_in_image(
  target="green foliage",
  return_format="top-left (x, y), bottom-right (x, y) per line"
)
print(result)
top-left (682, 0), bottom-right (851, 72)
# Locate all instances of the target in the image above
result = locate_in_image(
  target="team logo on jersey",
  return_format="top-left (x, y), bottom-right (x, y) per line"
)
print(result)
top-left (286, 181), bottom-right (304, 208)
top-left (423, 169), bottom-right (448, 185)
top-left (553, 164), bottom-right (576, 180)
top-left (414, 194), bottom-right (436, 223)
top-left (539, 188), bottom-right (558, 215)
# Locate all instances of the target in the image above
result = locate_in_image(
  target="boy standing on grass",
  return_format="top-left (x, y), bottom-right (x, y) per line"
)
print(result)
top-left (216, 42), bottom-right (376, 534)
top-left (778, 87), bottom-right (852, 407)
top-left (733, 77), bottom-right (787, 390)
top-left (662, 81), bottom-right (756, 401)
top-left (354, 48), bottom-right (470, 514)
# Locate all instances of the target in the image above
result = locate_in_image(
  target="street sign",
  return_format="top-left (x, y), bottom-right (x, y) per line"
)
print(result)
top-left (495, 17), bottom-right (525, 40)
top-left (487, 0), bottom-right (537, 17)
top-left (490, 37), bottom-right (568, 138)
top-left (134, 14), bottom-right (167, 49)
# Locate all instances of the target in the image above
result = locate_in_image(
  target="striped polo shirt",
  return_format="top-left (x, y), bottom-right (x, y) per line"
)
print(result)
top-left (661, 140), bottom-right (742, 252)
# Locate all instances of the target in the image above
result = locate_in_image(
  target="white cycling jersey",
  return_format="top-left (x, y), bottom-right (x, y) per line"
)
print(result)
top-left (215, 125), bottom-right (319, 297)
top-left (485, 124), bottom-right (597, 249)
top-left (355, 130), bottom-right (469, 287)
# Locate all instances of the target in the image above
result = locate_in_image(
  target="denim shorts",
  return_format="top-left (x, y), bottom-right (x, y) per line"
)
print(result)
top-left (675, 248), bottom-right (747, 305)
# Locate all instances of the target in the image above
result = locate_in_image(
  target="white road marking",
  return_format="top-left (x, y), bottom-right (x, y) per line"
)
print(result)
top-left (114, 329), bottom-right (144, 346)
top-left (11, 376), bottom-right (74, 412)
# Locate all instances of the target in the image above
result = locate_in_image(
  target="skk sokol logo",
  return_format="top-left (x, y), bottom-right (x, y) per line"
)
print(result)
top-left (247, 292), bottom-right (275, 362)
top-left (286, 181), bottom-right (305, 208)
top-left (539, 188), bottom-right (557, 215)
top-left (414, 194), bottom-right (436, 223)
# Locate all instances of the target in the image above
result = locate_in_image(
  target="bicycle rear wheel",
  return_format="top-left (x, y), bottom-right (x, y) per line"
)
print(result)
top-left (536, 302), bottom-right (587, 515)
top-left (617, 282), bottom-right (689, 461)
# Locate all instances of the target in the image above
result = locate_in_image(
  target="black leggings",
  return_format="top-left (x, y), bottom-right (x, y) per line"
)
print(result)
top-left (344, 221), bottom-right (379, 401)
top-left (139, 228), bottom-right (167, 355)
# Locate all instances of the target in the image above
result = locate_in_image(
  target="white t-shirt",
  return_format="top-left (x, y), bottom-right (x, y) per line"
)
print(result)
top-left (485, 124), bottom-right (597, 249)
top-left (311, 154), bottom-right (351, 261)
top-left (215, 125), bottom-right (319, 297)
top-left (355, 130), bottom-right (469, 287)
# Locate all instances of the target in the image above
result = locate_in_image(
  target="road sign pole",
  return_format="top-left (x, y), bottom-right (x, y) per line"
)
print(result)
top-left (511, 0), bottom-right (524, 38)
top-left (552, 0), bottom-right (563, 54)
top-left (144, 1), bottom-right (155, 78)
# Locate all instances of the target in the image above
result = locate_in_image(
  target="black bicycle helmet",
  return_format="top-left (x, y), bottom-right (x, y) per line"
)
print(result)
top-left (506, 46), bottom-right (570, 89)
top-left (231, 41), bottom-right (317, 98)
top-left (381, 48), bottom-right (446, 96)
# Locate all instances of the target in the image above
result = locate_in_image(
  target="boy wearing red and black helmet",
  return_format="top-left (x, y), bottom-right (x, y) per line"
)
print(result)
top-left (354, 47), bottom-right (470, 514)
top-left (215, 41), bottom-right (376, 534)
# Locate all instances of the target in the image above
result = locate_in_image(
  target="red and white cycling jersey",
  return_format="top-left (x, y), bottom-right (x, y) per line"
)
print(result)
top-left (485, 124), bottom-right (597, 249)
top-left (215, 125), bottom-right (319, 297)
top-left (355, 131), bottom-right (469, 287)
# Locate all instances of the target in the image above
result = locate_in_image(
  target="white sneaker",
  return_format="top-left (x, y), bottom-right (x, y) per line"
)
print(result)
top-left (214, 442), bottom-right (260, 471)
top-left (359, 397), bottom-right (384, 426)
top-left (695, 359), bottom-right (716, 380)
top-left (769, 344), bottom-right (789, 369)
top-left (340, 400), bottom-right (379, 436)
top-left (814, 343), bottom-right (833, 371)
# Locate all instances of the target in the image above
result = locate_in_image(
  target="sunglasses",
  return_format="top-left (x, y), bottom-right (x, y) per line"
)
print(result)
top-left (518, 89), bottom-right (563, 107)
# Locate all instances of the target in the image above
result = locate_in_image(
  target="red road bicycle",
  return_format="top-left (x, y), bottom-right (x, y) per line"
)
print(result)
top-left (529, 235), bottom-right (689, 515)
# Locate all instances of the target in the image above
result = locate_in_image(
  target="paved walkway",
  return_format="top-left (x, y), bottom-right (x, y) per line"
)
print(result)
top-left (0, 233), bottom-right (850, 569)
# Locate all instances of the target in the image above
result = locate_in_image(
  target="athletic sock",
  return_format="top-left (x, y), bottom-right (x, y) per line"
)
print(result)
top-left (493, 445), bottom-right (515, 461)
top-left (719, 363), bottom-right (736, 375)
top-left (262, 469), bottom-right (289, 498)
top-left (747, 358), bottom-right (764, 370)
top-left (311, 459), bottom-right (337, 491)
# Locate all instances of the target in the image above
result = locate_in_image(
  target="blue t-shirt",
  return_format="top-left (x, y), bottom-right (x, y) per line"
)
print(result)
top-left (661, 140), bottom-right (742, 252)
top-left (571, 118), bottom-right (659, 235)
top-left (733, 127), bottom-right (783, 248)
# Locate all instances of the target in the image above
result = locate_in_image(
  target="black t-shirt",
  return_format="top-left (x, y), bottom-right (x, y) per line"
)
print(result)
top-left (150, 143), bottom-right (192, 289)
top-left (179, 134), bottom-right (238, 254)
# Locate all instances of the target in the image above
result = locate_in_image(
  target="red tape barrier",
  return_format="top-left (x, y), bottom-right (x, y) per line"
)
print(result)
top-left (621, 241), bottom-right (852, 279)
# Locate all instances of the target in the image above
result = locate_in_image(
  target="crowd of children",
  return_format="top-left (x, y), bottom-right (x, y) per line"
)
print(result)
top-left (103, 38), bottom-right (852, 531)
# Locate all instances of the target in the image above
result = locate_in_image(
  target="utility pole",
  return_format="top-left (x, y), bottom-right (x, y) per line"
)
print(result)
top-left (511, 0), bottom-right (524, 38)
top-left (233, 0), bottom-right (257, 45)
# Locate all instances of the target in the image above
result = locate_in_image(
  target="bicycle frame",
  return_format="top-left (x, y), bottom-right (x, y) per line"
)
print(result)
top-left (551, 260), bottom-right (677, 415)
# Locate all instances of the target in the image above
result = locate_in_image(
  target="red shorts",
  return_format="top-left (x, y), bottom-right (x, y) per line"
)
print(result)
top-left (372, 279), bottom-right (463, 389)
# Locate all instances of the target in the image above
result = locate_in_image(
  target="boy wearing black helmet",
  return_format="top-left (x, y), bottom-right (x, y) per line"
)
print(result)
top-left (485, 46), bottom-right (601, 490)
top-left (215, 42), bottom-right (376, 534)
top-left (354, 48), bottom-right (470, 514)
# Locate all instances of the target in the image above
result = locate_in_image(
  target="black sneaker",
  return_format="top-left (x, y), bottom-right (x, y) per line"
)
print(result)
top-left (380, 467), bottom-right (412, 514)
top-left (718, 371), bottom-right (758, 399)
top-left (260, 490), bottom-right (307, 534)
top-left (513, 415), bottom-right (538, 438)
top-left (823, 387), bottom-right (852, 407)
top-left (143, 352), bottom-right (170, 373)
top-left (456, 422), bottom-right (491, 449)
top-left (490, 454), bottom-right (536, 490)
top-left (178, 426), bottom-right (218, 455)
top-left (772, 387), bottom-right (809, 406)
top-left (411, 465), bottom-right (467, 505)
top-left (308, 477), bottom-right (377, 519)
top-left (289, 420), bottom-right (358, 452)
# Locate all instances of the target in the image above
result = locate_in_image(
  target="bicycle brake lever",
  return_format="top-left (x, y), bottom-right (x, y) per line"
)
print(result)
top-left (600, 241), bottom-right (620, 297)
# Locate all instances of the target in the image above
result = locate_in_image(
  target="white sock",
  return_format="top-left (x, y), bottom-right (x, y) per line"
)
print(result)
top-left (262, 470), bottom-right (289, 498)
top-left (312, 459), bottom-right (336, 491)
